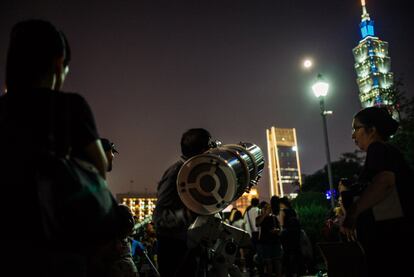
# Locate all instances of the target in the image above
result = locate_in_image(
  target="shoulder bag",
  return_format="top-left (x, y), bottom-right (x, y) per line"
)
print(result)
top-left (36, 93), bottom-right (118, 245)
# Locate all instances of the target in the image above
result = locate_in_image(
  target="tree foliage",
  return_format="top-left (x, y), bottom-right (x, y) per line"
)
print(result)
top-left (386, 78), bottom-right (414, 168)
top-left (292, 192), bottom-right (331, 273)
top-left (301, 151), bottom-right (364, 193)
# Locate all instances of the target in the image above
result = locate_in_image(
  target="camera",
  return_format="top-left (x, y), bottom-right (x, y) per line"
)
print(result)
top-left (340, 182), bottom-right (367, 211)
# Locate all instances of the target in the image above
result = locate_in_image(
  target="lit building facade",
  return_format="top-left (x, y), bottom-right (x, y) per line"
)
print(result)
top-left (353, 0), bottom-right (394, 108)
top-left (233, 188), bottom-right (259, 213)
top-left (266, 127), bottom-right (302, 198)
top-left (117, 192), bottom-right (157, 221)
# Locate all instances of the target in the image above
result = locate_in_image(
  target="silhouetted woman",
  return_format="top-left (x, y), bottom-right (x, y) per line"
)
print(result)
top-left (341, 107), bottom-right (413, 276)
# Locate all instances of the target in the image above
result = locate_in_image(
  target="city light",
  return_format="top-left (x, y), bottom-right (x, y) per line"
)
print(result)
top-left (312, 74), bottom-right (335, 209)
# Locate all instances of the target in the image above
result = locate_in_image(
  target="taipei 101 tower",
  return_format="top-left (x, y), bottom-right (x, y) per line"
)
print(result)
top-left (353, 0), bottom-right (394, 108)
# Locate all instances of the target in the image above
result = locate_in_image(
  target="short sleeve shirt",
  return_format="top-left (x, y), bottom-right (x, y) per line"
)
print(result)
top-left (244, 206), bottom-right (259, 235)
top-left (0, 88), bottom-right (98, 159)
top-left (359, 141), bottom-right (413, 221)
top-left (0, 88), bottom-right (99, 238)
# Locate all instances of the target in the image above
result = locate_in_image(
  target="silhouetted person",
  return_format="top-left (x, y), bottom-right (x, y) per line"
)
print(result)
top-left (243, 197), bottom-right (260, 276)
top-left (90, 204), bottom-right (139, 277)
top-left (0, 19), bottom-right (109, 276)
top-left (101, 138), bottom-right (119, 172)
top-left (278, 197), bottom-right (303, 277)
top-left (152, 128), bottom-right (214, 277)
top-left (90, 141), bottom-right (138, 277)
top-left (256, 196), bottom-right (283, 277)
top-left (341, 107), bottom-right (414, 276)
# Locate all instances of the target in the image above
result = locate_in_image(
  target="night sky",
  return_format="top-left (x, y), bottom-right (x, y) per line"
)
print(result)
top-left (1, 0), bottom-right (413, 199)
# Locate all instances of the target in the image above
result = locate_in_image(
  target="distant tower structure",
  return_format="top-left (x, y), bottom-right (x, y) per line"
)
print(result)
top-left (266, 127), bottom-right (302, 198)
top-left (353, 0), bottom-right (394, 108)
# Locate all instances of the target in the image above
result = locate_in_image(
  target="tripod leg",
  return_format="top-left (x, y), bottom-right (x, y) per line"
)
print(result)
top-left (143, 250), bottom-right (160, 277)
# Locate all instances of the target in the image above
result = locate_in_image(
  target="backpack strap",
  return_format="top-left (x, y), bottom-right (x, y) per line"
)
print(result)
top-left (246, 208), bottom-right (255, 232)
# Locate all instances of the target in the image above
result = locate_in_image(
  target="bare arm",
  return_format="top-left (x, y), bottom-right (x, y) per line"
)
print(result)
top-left (341, 171), bottom-right (395, 236)
top-left (353, 171), bottom-right (395, 216)
top-left (278, 209), bottom-right (286, 228)
top-left (83, 139), bottom-right (108, 179)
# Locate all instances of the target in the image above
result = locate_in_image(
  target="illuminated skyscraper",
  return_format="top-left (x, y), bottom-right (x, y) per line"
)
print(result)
top-left (266, 127), bottom-right (302, 198)
top-left (353, 0), bottom-right (394, 108)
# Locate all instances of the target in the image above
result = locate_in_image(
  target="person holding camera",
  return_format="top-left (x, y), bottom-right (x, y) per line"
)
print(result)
top-left (88, 140), bottom-right (139, 277)
top-left (152, 128), bottom-right (215, 277)
top-left (101, 138), bottom-right (119, 172)
top-left (0, 19), bottom-right (111, 276)
top-left (341, 107), bottom-right (414, 276)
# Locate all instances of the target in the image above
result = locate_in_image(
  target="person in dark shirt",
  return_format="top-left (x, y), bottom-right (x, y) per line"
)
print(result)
top-left (152, 128), bottom-right (214, 277)
top-left (278, 197), bottom-right (303, 277)
top-left (0, 19), bottom-right (109, 276)
top-left (90, 204), bottom-right (139, 277)
top-left (256, 196), bottom-right (283, 277)
top-left (341, 106), bottom-right (414, 277)
top-left (89, 140), bottom-right (138, 277)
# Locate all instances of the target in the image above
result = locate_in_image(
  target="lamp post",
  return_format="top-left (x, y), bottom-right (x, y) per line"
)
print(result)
top-left (312, 74), bottom-right (335, 209)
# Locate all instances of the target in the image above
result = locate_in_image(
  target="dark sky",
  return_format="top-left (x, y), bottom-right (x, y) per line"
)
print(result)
top-left (1, 0), bottom-right (413, 199)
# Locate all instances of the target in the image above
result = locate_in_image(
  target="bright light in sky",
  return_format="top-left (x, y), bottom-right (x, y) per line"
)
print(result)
top-left (303, 59), bottom-right (313, 69)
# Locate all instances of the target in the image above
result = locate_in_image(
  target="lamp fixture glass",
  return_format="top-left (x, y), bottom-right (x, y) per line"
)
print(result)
top-left (312, 76), bottom-right (329, 98)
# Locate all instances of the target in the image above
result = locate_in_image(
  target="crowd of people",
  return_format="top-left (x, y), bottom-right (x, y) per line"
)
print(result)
top-left (225, 196), bottom-right (311, 277)
top-left (0, 19), bottom-right (413, 277)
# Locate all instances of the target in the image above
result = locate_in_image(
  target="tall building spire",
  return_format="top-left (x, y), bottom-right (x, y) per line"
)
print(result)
top-left (353, 0), bottom-right (394, 108)
top-left (361, 0), bottom-right (370, 21)
top-left (359, 0), bottom-right (375, 39)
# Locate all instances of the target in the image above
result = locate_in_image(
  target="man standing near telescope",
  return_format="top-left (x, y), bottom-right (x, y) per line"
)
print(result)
top-left (153, 128), bottom-right (215, 277)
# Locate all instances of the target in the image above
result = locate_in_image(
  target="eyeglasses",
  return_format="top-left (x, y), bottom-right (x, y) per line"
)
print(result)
top-left (352, 125), bottom-right (365, 132)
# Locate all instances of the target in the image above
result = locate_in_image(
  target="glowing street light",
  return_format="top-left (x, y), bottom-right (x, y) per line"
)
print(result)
top-left (312, 74), bottom-right (335, 209)
top-left (312, 77), bottom-right (329, 97)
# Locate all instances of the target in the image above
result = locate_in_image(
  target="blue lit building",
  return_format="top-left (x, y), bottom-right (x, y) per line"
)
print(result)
top-left (353, 0), bottom-right (394, 108)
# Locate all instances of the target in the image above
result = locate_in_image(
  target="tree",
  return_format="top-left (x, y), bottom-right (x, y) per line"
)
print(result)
top-left (301, 151), bottom-right (363, 193)
top-left (382, 77), bottom-right (414, 168)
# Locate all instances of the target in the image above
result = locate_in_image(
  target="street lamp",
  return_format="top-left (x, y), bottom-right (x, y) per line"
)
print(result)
top-left (312, 74), bottom-right (335, 209)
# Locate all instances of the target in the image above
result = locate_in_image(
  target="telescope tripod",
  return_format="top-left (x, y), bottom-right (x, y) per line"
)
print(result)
top-left (188, 214), bottom-right (251, 277)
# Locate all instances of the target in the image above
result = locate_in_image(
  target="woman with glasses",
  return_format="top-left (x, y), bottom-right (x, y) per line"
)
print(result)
top-left (341, 106), bottom-right (413, 276)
